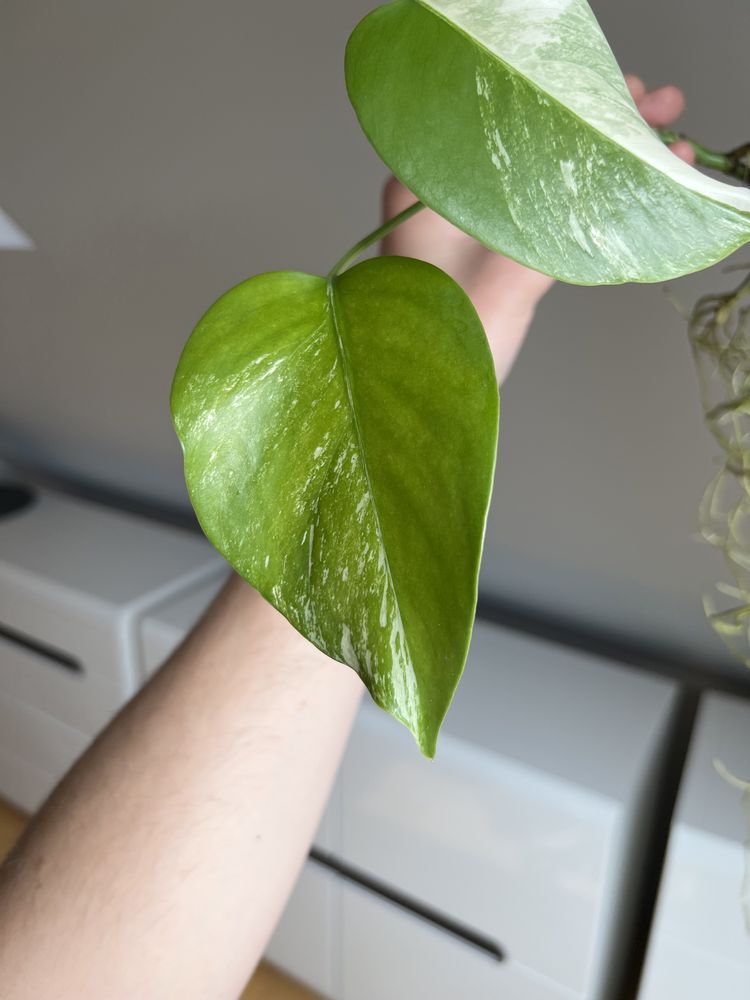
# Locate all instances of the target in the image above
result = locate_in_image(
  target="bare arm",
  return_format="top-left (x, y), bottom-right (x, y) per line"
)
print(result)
top-left (0, 78), bottom-right (690, 1000)
top-left (0, 578), bottom-right (363, 1000)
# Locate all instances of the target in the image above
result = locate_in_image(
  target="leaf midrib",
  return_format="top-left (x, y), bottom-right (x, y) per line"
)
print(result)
top-left (324, 275), bottom-right (417, 702)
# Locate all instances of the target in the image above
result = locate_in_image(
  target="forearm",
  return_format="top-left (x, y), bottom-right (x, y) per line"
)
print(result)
top-left (0, 574), bottom-right (363, 1000)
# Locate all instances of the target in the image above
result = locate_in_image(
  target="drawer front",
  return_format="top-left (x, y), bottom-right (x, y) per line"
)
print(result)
top-left (640, 825), bottom-right (750, 998)
top-left (339, 706), bottom-right (612, 992)
top-left (639, 931), bottom-right (750, 1000)
top-left (640, 693), bottom-right (750, 997)
top-left (0, 689), bottom-right (89, 789)
top-left (140, 619), bottom-right (183, 679)
top-left (264, 860), bottom-right (338, 997)
top-left (0, 574), bottom-right (132, 685)
top-left (654, 825), bottom-right (750, 965)
top-left (0, 633), bottom-right (126, 735)
top-left (0, 742), bottom-right (61, 814)
top-left (340, 880), bottom-right (576, 1000)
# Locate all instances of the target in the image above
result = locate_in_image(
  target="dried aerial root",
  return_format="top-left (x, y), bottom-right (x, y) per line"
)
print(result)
top-left (675, 145), bottom-right (750, 928)
top-left (689, 265), bottom-right (750, 663)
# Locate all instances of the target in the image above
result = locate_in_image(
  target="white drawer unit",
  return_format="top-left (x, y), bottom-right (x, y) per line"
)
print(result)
top-left (338, 880), bottom-right (576, 1000)
top-left (141, 588), bottom-right (680, 999)
top-left (337, 622), bottom-right (679, 999)
top-left (639, 692), bottom-right (750, 999)
top-left (0, 484), bottom-right (227, 811)
top-left (264, 860), bottom-right (340, 997)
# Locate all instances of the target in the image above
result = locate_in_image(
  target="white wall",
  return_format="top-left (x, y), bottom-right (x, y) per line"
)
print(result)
top-left (1, 0), bottom-right (749, 674)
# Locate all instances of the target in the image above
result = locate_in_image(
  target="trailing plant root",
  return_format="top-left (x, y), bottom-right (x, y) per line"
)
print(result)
top-left (689, 265), bottom-right (750, 662)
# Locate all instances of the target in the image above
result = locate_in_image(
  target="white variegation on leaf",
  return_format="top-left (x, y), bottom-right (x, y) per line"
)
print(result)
top-left (346, 0), bottom-right (750, 283)
top-left (171, 258), bottom-right (499, 757)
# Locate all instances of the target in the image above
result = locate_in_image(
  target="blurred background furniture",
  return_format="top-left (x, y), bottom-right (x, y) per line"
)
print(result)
top-left (640, 693), bottom-right (750, 1000)
top-left (0, 484), bottom-right (225, 811)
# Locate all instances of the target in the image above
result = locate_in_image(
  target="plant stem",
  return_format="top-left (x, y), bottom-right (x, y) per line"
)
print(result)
top-left (327, 200), bottom-right (425, 279)
top-left (659, 129), bottom-right (750, 185)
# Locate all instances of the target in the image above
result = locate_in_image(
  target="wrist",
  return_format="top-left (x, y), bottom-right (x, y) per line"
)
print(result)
top-left (220, 573), bottom-right (364, 690)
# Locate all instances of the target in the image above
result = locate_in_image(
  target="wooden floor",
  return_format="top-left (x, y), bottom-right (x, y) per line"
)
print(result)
top-left (0, 798), bottom-right (321, 1000)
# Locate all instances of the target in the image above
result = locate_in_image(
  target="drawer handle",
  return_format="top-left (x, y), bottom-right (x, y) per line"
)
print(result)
top-left (0, 621), bottom-right (83, 674)
top-left (309, 847), bottom-right (505, 962)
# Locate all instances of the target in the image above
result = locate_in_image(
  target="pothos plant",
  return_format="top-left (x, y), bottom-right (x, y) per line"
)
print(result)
top-left (171, 0), bottom-right (750, 757)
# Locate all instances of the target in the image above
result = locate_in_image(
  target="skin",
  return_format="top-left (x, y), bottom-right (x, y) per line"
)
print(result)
top-left (0, 80), bottom-right (691, 1000)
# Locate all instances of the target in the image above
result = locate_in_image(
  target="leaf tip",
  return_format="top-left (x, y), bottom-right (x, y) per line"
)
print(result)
top-left (416, 726), bottom-right (438, 761)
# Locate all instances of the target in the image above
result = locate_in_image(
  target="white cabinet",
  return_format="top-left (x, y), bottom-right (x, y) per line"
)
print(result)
top-left (339, 880), bottom-right (574, 1000)
top-left (0, 487), bottom-right (227, 811)
top-left (264, 861), bottom-right (340, 998)
top-left (337, 622), bottom-right (679, 999)
top-left (639, 692), bottom-right (750, 999)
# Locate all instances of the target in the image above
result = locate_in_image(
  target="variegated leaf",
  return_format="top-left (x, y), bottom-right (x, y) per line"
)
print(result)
top-left (346, 0), bottom-right (750, 284)
top-left (171, 257), bottom-right (498, 755)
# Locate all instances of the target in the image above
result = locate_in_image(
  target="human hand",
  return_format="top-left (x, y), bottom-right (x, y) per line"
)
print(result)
top-left (381, 76), bottom-right (695, 384)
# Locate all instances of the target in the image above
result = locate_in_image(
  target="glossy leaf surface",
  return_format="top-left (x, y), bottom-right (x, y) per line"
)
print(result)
top-left (346, 0), bottom-right (750, 284)
top-left (171, 257), bottom-right (498, 755)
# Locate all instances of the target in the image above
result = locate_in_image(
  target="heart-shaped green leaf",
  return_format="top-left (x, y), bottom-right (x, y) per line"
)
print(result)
top-left (346, 0), bottom-right (750, 285)
top-left (171, 257), bottom-right (498, 756)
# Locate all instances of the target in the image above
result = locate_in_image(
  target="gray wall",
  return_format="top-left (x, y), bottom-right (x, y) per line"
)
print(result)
top-left (2, 0), bottom-right (749, 674)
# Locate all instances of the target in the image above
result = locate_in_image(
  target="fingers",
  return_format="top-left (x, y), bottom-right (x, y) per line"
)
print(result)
top-left (637, 84), bottom-right (685, 127)
top-left (625, 74), bottom-right (646, 103)
top-left (626, 77), bottom-right (694, 162)
top-left (668, 139), bottom-right (695, 165)
top-left (627, 75), bottom-right (686, 128)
